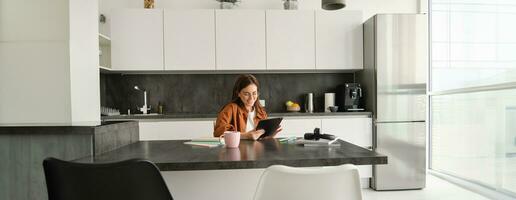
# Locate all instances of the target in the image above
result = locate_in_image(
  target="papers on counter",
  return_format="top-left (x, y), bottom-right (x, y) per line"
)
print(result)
top-left (190, 137), bottom-right (221, 143)
top-left (295, 137), bottom-right (341, 147)
top-left (184, 137), bottom-right (223, 148)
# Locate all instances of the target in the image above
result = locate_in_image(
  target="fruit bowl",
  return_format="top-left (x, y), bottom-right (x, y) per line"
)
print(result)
top-left (286, 106), bottom-right (301, 112)
top-left (285, 100), bottom-right (301, 112)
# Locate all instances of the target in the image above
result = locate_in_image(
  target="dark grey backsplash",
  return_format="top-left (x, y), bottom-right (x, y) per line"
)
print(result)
top-left (100, 73), bottom-right (354, 114)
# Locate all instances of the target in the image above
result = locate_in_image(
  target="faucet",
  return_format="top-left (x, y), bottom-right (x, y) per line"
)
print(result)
top-left (134, 86), bottom-right (151, 114)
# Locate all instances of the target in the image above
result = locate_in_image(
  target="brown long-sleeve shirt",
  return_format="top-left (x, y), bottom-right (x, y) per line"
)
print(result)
top-left (213, 102), bottom-right (268, 137)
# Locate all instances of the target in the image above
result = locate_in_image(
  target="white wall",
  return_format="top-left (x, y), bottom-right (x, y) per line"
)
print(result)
top-left (99, 0), bottom-right (421, 36)
top-left (0, 0), bottom-right (100, 125)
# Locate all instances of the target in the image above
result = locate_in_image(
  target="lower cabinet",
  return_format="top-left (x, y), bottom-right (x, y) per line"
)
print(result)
top-left (321, 117), bottom-right (372, 148)
top-left (280, 118), bottom-right (321, 137)
top-left (321, 117), bottom-right (373, 179)
top-left (139, 120), bottom-right (214, 140)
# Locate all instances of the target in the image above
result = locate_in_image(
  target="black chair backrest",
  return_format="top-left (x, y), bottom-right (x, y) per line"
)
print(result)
top-left (43, 157), bottom-right (173, 200)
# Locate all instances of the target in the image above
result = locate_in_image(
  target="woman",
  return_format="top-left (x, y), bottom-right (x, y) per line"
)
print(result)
top-left (213, 74), bottom-right (279, 140)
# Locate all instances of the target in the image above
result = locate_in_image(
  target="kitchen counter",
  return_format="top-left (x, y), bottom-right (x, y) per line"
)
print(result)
top-left (101, 111), bottom-right (372, 122)
top-left (75, 138), bottom-right (386, 171)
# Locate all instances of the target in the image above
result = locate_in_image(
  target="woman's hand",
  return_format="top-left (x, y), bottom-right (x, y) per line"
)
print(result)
top-left (261, 126), bottom-right (283, 139)
top-left (243, 129), bottom-right (265, 140)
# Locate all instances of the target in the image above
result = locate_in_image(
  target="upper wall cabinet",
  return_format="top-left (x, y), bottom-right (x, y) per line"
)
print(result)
top-left (111, 9), bottom-right (164, 70)
top-left (108, 9), bottom-right (363, 72)
top-left (316, 11), bottom-right (363, 70)
top-left (215, 10), bottom-right (266, 70)
top-left (266, 10), bottom-right (315, 70)
top-left (164, 10), bottom-right (216, 70)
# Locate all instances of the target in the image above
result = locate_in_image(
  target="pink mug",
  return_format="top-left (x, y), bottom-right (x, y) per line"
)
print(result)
top-left (220, 131), bottom-right (240, 148)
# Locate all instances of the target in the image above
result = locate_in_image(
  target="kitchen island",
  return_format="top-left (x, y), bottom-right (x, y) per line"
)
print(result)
top-left (76, 139), bottom-right (386, 169)
top-left (76, 138), bottom-right (386, 200)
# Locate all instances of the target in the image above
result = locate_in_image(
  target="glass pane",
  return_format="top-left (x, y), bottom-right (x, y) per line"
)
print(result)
top-left (431, 0), bottom-right (516, 91)
top-left (431, 89), bottom-right (516, 195)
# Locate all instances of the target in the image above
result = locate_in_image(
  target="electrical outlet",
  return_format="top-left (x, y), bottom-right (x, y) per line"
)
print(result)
top-left (514, 137), bottom-right (516, 146)
top-left (259, 99), bottom-right (265, 107)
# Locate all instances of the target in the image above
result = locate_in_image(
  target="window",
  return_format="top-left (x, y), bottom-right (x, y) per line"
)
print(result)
top-left (430, 0), bottom-right (516, 197)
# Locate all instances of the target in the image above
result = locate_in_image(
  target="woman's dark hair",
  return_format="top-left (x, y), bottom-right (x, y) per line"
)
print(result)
top-left (231, 74), bottom-right (264, 112)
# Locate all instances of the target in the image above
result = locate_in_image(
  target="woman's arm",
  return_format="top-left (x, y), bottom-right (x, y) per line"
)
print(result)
top-left (213, 106), bottom-right (234, 137)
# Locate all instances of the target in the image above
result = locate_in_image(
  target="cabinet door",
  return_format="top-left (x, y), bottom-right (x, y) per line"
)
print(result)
top-left (216, 10), bottom-right (266, 70)
top-left (111, 9), bottom-right (163, 70)
top-left (280, 118), bottom-right (321, 137)
top-left (321, 117), bottom-right (372, 148)
top-left (321, 117), bottom-right (373, 178)
top-left (164, 10), bottom-right (216, 70)
top-left (266, 10), bottom-right (315, 70)
top-left (139, 120), bottom-right (214, 141)
top-left (316, 11), bottom-right (363, 70)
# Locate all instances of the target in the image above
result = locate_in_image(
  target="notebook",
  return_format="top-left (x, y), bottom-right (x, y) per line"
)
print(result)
top-left (185, 137), bottom-right (223, 147)
top-left (190, 137), bottom-right (221, 143)
top-left (184, 141), bottom-right (222, 148)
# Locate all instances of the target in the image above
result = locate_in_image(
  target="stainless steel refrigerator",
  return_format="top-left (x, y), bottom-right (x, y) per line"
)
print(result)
top-left (357, 14), bottom-right (428, 190)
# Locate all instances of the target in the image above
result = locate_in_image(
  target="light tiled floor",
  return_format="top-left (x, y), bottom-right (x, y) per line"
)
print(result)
top-left (431, 157), bottom-right (516, 194)
top-left (362, 174), bottom-right (490, 200)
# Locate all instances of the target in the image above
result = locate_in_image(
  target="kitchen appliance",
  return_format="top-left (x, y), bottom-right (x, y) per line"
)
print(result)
top-left (305, 93), bottom-right (314, 113)
top-left (324, 93), bottom-right (335, 112)
top-left (357, 14), bottom-right (428, 190)
top-left (336, 83), bottom-right (364, 112)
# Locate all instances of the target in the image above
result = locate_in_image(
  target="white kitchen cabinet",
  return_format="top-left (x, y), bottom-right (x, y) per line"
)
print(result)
top-left (321, 117), bottom-right (373, 178)
top-left (215, 10), bottom-right (266, 70)
top-left (315, 11), bottom-right (363, 70)
top-left (139, 120), bottom-right (214, 141)
top-left (321, 117), bottom-right (372, 148)
top-left (111, 9), bottom-right (164, 70)
top-left (280, 118), bottom-right (321, 137)
top-left (266, 10), bottom-right (315, 70)
top-left (164, 10), bottom-right (216, 70)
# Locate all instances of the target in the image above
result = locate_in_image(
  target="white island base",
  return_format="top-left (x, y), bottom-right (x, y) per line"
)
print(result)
top-left (163, 168), bottom-right (370, 200)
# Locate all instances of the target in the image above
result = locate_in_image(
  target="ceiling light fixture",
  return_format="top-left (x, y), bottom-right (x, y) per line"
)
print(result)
top-left (322, 0), bottom-right (346, 10)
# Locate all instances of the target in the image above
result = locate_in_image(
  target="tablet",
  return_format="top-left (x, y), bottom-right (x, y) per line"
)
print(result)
top-left (256, 117), bottom-right (283, 139)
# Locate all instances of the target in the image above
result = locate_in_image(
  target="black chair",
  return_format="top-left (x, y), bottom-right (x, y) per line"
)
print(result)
top-left (43, 157), bottom-right (174, 200)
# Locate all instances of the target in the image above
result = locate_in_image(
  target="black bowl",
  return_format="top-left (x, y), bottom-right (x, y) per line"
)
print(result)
top-left (329, 106), bottom-right (339, 112)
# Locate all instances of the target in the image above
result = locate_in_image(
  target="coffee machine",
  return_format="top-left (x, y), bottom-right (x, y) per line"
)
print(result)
top-left (336, 83), bottom-right (364, 112)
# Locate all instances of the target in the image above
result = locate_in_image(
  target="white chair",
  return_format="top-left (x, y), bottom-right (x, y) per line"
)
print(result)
top-left (253, 164), bottom-right (363, 200)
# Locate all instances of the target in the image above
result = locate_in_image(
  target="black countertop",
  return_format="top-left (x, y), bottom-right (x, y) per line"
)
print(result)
top-left (75, 139), bottom-right (387, 171)
top-left (101, 111), bottom-right (372, 121)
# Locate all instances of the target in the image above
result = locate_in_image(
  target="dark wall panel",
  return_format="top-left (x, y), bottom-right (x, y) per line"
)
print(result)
top-left (101, 73), bottom-right (354, 114)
